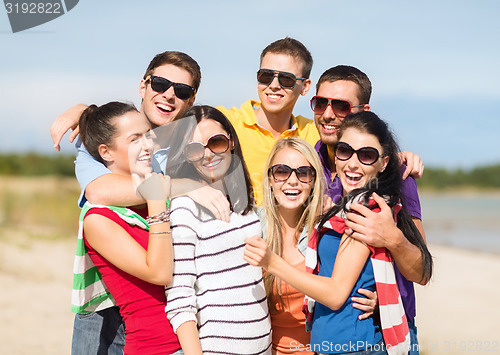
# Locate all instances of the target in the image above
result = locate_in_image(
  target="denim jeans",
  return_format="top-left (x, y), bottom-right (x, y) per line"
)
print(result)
top-left (408, 320), bottom-right (420, 354)
top-left (71, 306), bottom-right (125, 355)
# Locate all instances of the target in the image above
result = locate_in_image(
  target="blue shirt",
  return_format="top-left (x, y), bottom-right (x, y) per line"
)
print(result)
top-left (310, 231), bottom-right (382, 354)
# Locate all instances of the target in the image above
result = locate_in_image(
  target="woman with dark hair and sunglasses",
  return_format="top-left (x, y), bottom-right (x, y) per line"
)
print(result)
top-left (164, 105), bottom-right (271, 354)
top-left (77, 102), bottom-right (182, 354)
top-left (245, 111), bottom-right (432, 355)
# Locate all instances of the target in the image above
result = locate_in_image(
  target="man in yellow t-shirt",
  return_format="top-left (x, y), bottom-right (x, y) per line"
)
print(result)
top-left (218, 37), bottom-right (319, 205)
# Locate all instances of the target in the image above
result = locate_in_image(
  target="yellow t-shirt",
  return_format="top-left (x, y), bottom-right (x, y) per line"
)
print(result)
top-left (217, 100), bottom-right (320, 205)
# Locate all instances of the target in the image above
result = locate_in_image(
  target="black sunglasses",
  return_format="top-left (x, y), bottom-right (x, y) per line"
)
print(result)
top-left (310, 96), bottom-right (365, 117)
top-left (184, 133), bottom-right (231, 162)
top-left (257, 69), bottom-right (306, 89)
top-left (145, 75), bottom-right (196, 100)
top-left (334, 142), bottom-right (381, 165)
top-left (269, 164), bottom-right (316, 183)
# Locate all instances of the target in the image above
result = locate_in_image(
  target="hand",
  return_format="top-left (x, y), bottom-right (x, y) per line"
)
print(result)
top-left (49, 104), bottom-right (88, 152)
top-left (352, 288), bottom-right (378, 320)
top-left (344, 193), bottom-right (402, 249)
top-left (133, 173), bottom-right (170, 201)
top-left (398, 151), bottom-right (424, 180)
top-left (322, 195), bottom-right (334, 213)
top-left (244, 236), bottom-right (273, 270)
top-left (186, 184), bottom-right (231, 223)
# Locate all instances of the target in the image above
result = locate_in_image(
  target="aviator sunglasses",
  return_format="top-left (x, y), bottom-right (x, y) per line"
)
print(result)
top-left (310, 96), bottom-right (365, 117)
top-left (334, 142), bottom-right (381, 165)
top-left (257, 69), bottom-right (306, 89)
top-left (269, 164), bottom-right (316, 183)
top-left (184, 133), bottom-right (231, 162)
top-left (145, 75), bottom-right (196, 100)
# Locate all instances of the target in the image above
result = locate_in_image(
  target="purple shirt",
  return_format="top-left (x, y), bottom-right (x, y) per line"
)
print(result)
top-left (315, 140), bottom-right (420, 321)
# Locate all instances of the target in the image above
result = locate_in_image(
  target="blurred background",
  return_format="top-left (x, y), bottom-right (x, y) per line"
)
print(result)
top-left (1, 1), bottom-right (499, 354)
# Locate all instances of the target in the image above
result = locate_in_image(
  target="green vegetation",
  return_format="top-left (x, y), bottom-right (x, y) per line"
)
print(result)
top-left (0, 153), bottom-right (75, 176)
top-left (0, 153), bottom-right (499, 189)
top-left (418, 164), bottom-right (500, 190)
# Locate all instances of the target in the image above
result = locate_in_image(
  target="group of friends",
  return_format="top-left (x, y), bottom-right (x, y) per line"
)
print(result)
top-left (50, 37), bottom-right (433, 355)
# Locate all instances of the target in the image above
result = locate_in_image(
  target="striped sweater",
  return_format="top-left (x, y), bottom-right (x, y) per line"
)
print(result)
top-left (165, 197), bottom-right (272, 354)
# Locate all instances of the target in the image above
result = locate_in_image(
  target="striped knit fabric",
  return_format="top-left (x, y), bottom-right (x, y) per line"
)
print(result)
top-left (303, 195), bottom-right (410, 355)
top-left (71, 202), bottom-right (149, 313)
top-left (165, 196), bottom-right (272, 354)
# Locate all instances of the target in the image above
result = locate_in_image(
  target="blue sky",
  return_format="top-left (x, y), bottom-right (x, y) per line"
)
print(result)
top-left (1, 0), bottom-right (499, 169)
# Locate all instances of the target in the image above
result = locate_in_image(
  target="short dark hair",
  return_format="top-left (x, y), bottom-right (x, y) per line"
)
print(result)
top-left (166, 105), bottom-right (255, 215)
top-left (79, 102), bottom-right (138, 164)
top-left (143, 51), bottom-right (201, 92)
top-left (316, 65), bottom-right (372, 104)
top-left (260, 37), bottom-right (313, 78)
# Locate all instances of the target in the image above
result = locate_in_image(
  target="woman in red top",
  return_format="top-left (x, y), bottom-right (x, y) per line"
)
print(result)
top-left (79, 102), bottom-right (181, 354)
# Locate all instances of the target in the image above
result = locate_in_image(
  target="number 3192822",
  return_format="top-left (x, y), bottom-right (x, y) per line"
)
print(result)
top-left (5, 2), bottom-right (62, 14)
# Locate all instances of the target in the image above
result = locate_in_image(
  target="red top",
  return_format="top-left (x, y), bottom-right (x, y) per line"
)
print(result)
top-left (84, 207), bottom-right (180, 355)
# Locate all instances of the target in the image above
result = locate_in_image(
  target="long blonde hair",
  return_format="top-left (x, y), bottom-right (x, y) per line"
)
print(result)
top-left (262, 138), bottom-right (325, 312)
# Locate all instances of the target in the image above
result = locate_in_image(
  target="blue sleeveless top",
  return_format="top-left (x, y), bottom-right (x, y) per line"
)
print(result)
top-left (310, 230), bottom-right (382, 354)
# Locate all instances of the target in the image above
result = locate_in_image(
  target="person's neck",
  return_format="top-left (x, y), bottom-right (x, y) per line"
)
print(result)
top-left (208, 178), bottom-right (226, 195)
top-left (326, 144), bottom-right (337, 177)
top-left (255, 105), bottom-right (293, 139)
top-left (278, 206), bottom-right (301, 233)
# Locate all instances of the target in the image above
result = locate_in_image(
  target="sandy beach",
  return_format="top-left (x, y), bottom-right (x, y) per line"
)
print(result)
top-left (1, 235), bottom-right (499, 354)
top-left (1, 178), bottom-right (499, 354)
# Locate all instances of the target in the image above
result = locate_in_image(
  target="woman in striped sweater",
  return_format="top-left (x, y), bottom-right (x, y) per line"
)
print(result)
top-left (245, 111), bottom-right (432, 355)
top-left (164, 105), bottom-right (272, 354)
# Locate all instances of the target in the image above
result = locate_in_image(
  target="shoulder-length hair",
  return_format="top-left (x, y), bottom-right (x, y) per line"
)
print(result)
top-left (165, 105), bottom-right (255, 215)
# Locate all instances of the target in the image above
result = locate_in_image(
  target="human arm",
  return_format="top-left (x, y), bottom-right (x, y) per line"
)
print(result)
top-left (83, 175), bottom-right (173, 285)
top-left (398, 151), bottom-right (424, 180)
top-left (170, 179), bottom-right (230, 222)
top-left (76, 142), bottom-right (231, 218)
top-left (50, 104), bottom-right (88, 152)
top-left (244, 234), bottom-right (371, 311)
top-left (73, 137), bottom-right (143, 207)
top-left (175, 322), bottom-right (203, 355)
top-left (164, 198), bottom-right (201, 349)
top-left (345, 193), bottom-right (428, 285)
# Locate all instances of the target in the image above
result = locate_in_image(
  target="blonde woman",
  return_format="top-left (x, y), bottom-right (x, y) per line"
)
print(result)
top-left (259, 138), bottom-right (376, 354)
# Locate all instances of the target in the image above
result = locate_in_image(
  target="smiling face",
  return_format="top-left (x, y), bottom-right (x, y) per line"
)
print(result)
top-left (190, 118), bottom-right (233, 183)
top-left (257, 53), bottom-right (311, 115)
top-left (102, 111), bottom-right (154, 177)
top-left (314, 80), bottom-right (368, 146)
top-left (139, 64), bottom-right (195, 128)
top-left (335, 127), bottom-right (388, 195)
top-left (269, 147), bottom-right (315, 214)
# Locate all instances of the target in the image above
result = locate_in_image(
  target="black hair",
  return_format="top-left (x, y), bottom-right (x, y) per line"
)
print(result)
top-left (317, 111), bottom-right (432, 283)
